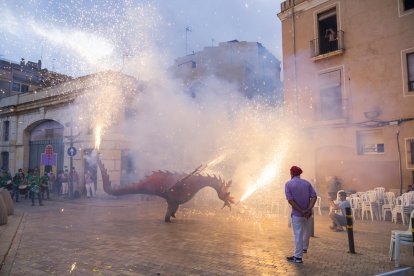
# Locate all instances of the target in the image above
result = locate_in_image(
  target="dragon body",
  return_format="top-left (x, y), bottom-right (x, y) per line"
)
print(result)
top-left (98, 158), bottom-right (234, 222)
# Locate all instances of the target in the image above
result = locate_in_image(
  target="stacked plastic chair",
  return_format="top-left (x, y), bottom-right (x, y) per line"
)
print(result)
top-left (389, 210), bottom-right (414, 267)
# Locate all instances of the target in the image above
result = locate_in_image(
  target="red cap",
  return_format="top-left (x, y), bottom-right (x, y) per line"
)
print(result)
top-left (290, 166), bottom-right (303, 176)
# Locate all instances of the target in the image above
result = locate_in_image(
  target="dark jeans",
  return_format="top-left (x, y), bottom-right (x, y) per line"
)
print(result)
top-left (11, 186), bottom-right (19, 202)
top-left (41, 186), bottom-right (50, 199)
top-left (30, 191), bottom-right (42, 205)
top-left (55, 182), bottom-right (62, 196)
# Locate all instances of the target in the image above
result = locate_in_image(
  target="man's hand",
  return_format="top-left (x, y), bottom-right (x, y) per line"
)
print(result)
top-left (303, 209), bottom-right (312, 219)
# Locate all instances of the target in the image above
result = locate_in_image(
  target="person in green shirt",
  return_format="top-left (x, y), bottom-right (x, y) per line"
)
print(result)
top-left (11, 169), bottom-right (25, 202)
top-left (40, 173), bottom-right (49, 200)
top-left (0, 170), bottom-right (12, 191)
top-left (29, 169), bottom-right (43, 206)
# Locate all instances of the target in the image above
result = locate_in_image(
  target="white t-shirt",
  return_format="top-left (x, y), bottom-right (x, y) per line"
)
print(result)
top-left (338, 200), bottom-right (351, 216)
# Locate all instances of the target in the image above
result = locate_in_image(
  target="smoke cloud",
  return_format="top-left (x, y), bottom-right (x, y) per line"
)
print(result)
top-left (3, 1), bottom-right (298, 201)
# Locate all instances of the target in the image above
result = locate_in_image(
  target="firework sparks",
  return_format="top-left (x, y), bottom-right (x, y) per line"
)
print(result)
top-left (206, 153), bottom-right (227, 168)
top-left (239, 145), bottom-right (288, 202)
top-left (94, 125), bottom-right (102, 150)
top-left (70, 262), bottom-right (77, 274)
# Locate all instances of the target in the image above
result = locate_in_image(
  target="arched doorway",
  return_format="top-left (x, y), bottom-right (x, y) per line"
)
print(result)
top-left (28, 120), bottom-right (64, 176)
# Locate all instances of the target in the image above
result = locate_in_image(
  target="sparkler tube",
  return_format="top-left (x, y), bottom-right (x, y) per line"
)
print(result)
top-left (175, 164), bottom-right (203, 185)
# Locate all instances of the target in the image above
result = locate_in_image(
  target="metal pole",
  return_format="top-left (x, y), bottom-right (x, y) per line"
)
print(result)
top-left (397, 130), bottom-right (403, 195)
top-left (310, 214), bottom-right (315, 237)
top-left (185, 27), bottom-right (191, 55)
top-left (69, 118), bottom-right (73, 199)
top-left (345, 207), bottom-right (356, 254)
top-left (411, 217), bottom-right (414, 255)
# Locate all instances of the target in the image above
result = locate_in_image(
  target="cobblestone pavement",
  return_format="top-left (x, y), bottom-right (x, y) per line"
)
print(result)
top-left (0, 195), bottom-right (413, 275)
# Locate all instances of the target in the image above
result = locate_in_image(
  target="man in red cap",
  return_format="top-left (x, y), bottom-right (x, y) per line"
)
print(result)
top-left (285, 165), bottom-right (317, 264)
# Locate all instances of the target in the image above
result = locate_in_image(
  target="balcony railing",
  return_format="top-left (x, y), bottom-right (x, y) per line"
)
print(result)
top-left (310, 30), bottom-right (345, 58)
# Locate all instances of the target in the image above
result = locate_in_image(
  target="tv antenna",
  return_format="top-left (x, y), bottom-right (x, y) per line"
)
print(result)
top-left (185, 26), bottom-right (192, 55)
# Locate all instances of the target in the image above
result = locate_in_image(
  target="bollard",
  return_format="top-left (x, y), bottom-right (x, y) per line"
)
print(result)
top-left (310, 214), bottom-right (315, 237)
top-left (0, 192), bottom-right (7, 225)
top-left (0, 188), bottom-right (14, 216)
top-left (345, 207), bottom-right (356, 254)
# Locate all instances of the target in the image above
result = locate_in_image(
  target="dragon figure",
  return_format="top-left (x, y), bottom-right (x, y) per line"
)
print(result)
top-left (98, 158), bottom-right (234, 222)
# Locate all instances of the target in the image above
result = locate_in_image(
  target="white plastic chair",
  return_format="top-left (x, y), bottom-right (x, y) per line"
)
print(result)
top-left (389, 210), bottom-right (414, 267)
top-left (402, 192), bottom-right (414, 222)
top-left (350, 196), bottom-right (362, 220)
top-left (336, 189), bottom-right (345, 201)
top-left (374, 187), bottom-right (385, 203)
top-left (382, 192), bottom-right (395, 221)
top-left (313, 196), bottom-right (322, 215)
top-left (392, 196), bottom-right (406, 224)
top-left (361, 193), bottom-right (375, 221)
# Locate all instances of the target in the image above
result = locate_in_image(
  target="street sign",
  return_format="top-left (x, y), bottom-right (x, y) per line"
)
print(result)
top-left (67, 146), bottom-right (77, 157)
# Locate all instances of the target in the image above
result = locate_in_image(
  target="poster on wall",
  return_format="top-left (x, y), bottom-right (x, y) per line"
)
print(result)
top-left (40, 144), bottom-right (57, 176)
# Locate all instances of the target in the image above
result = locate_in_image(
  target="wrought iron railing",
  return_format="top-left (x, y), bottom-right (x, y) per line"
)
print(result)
top-left (310, 30), bottom-right (345, 58)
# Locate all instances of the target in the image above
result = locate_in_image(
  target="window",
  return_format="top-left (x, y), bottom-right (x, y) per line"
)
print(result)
top-left (405, 138), bottom-right (414, 169)
top-left (407, 52), bottom-right (414, 92)
top-left (0, 80), bottom-right (9, 94)
top-left (357, 130), bottom-right (384, 155)
top-left (411, 140), bottom-right (414, 165)
top-left (21, 84), bottom-right (29, 92)
top-left (403, 0), bottom-right (414, 11)
top-left (3, 121), bottom-right (9, 141)
top-left (318, 8), bottom-right (338, 55)
top-left (12, 82), bottom-right (20, 92)
top-left (318, 69), bottom-right (343, 120)
top-left (1, 152), bottom-right (9, 171)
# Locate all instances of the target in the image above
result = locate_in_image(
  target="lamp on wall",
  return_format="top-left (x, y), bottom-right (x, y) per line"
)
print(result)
top-left (363, 107), bottom-right (381, 120)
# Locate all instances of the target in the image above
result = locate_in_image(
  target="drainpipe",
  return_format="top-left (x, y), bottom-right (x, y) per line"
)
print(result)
top-left (397, 130), bottom-right (403, 195)
top-left (291, 3), bottom-right (298, 115)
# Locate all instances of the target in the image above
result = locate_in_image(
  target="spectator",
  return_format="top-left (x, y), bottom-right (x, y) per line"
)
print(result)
top-left (48, 171), bottom-right (56, 195)
top-left (70, 167), bottom-right (80, 198)
top-left (61, 169), bottom-right (69, 197)
top-left (29, 169), bottom-right (43, 206)
top-left (329, 191), bottom-right (350, 232)
top-left (327, 176), bottom-right (342, 201)
top-left (285, 166), bottom-right (317, 264)
top-left (84, 170), bottom-right (95, 198)
top-left (40, 173), bottom-right (49, 200)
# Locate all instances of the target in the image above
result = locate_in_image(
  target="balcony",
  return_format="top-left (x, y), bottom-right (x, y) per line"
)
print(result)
top-left (310, 30), bottom-right (345, 60)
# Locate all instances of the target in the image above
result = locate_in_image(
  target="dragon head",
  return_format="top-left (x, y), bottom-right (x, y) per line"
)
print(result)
top-left (217, 180), bottom-right (235, 209)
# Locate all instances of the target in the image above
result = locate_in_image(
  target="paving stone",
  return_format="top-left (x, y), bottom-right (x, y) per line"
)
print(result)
top-left (0, 196), bottom-right (413, 275)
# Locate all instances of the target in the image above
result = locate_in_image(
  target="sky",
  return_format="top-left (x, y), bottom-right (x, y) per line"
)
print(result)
top-left (0, 0), bottom-right (284, 77)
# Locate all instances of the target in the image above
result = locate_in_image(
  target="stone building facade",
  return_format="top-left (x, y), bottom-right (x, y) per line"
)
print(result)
top-left (278, 0), bottom-right (414, 202)
top-left (0, 68), bottom-right (138, 196)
